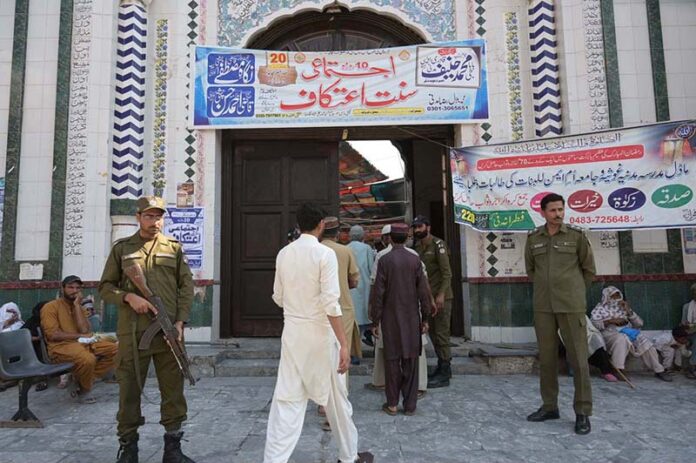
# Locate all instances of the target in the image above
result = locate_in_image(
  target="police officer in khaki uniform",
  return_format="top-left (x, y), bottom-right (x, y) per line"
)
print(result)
top-left (99, 196), bottom-right (195, 463)
top-left (524, 193), bottom-right (596, 435)
top-left (412, 215), bottom-right (454, 388)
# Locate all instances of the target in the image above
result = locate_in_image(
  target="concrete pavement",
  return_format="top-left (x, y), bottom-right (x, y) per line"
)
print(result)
top-left (0, 372), bottom-right (694, 462)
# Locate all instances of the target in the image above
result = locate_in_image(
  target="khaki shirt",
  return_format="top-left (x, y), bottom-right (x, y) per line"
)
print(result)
top-left (98, 232), bottom-right (194, 336)
top-left (40, 299), bottom-right (83, 350)
top-left (414, 235), bottom-right (453, 299)
top-left (524, 223), bottom-right (596, 313)
top-left (322, 239), bottom-right (359, 311)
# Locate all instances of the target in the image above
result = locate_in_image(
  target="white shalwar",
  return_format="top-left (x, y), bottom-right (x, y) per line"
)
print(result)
top-left (264, 234), bottom-right (359, 463)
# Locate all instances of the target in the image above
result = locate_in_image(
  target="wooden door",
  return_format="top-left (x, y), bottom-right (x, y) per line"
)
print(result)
top-left (228, 141), bottom-right (338, 336)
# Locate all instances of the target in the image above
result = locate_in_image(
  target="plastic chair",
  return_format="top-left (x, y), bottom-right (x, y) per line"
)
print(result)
top-left (0, 329), bottom-right (73, 428)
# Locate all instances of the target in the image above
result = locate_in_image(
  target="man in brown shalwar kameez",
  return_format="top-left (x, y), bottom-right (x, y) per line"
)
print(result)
top-left (369, 223), bottom-right (432, 415)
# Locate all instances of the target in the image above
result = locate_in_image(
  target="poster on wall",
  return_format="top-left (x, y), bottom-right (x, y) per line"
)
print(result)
top-left (191, 40), bottom-right (488, 129)
top-left (684, 228), bottom-right (696, 255)
top-left (164, 208), bottom-right (204, 270)
top-left (450, 120), bottom-right (696, 231)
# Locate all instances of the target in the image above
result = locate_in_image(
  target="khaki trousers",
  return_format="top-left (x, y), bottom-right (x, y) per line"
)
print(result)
top-left (49, 340), bottom-right (118, 392)
top-left (534, 311), bottom-right (592, 416)
top-left (430, 300), bottom-right (452, 361)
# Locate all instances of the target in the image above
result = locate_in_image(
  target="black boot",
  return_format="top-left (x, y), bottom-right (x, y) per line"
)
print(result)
top-left (427, 361), bottom-right (451, 388)
top-left (116, 435), bottom-right (138, 463)
top-left (163, 431), bottom-right (196, 463)
top-left (428, 359), bottom-right (443, 379)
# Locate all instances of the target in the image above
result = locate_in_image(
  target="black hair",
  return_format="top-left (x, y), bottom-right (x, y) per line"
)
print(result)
top-left (296, 203), bottom-right (326, 232)
top-left (391, 233), bottom-right (408, 244)
top-left (540, 193), bottom-right (565, 210)
top-left (322, 227), bottom-right (339, 238)
top-left (672, 325), bottom-right (689, 339)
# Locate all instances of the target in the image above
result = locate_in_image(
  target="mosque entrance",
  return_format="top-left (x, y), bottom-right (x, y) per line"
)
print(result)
top-left (219, 7), bottom-right (463, 337)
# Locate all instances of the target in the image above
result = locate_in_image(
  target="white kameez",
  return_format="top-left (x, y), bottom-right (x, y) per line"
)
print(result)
top-left (264, 234), bottom-right (359, 463)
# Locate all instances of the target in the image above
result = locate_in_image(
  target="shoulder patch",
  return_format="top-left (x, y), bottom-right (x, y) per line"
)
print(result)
top-left (567, 224), bottom-right (587, 234)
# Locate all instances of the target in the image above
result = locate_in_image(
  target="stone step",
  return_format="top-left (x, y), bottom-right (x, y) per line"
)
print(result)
top-left (193, 356), bottom-right (494, 378)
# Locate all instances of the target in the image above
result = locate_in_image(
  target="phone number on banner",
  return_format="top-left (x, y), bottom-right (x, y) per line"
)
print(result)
top-left (569, 215), bottom-right (644, 225)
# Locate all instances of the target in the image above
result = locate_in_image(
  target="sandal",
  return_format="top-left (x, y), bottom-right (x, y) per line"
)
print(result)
top-left (35, 381), bottom-right (48, 392)
top-left (381, 402), bottom-right (397, 416)
top-left (321, 420), bottom-right (331, 431)
top-left (57, 374), bottom-right (70, 389)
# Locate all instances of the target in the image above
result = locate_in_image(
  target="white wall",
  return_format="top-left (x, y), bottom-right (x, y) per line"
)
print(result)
top-left (15, 0), bottom-right (61, 261)
top-left (0, 0), bottom-right (15, 179)
top-left (614, 0), bottom-right (656, 126)
top-left (660, 0), bottom-right (696, 120)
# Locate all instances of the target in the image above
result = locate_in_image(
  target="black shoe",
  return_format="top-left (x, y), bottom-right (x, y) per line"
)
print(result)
top-left (442, 360), bottom-right (452, 379)
top-left (355, 451), bottom-right (375, 463)
top-left (163, 431), bottom-right (195, 463)
top-left (428, 359), bottom-right (443, 380)
top-left (655, 372), bottom-right (673, 382)
top-left (575, 415), bottom-right (591, 435)
top-left (362, 332), bottom-right (374, 347)
top-left (427, 360), bottom-right (451, 388)
top-left (526, 408), bottom-right (560, 422)
top-left (427, 376), bottom-right (450, 388)
top-left (116, 435), bottom-right (138, 463)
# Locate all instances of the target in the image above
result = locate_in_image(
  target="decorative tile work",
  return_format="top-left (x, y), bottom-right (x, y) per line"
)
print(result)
top-left (217, 0), bottom-right (456, 46)
top-left (194, 0), bottom-right (208, 205)
top-left (46, 0), bottom-right (75, 279)
top-left (184, 0), bottom-right (199, 184)
top-left (528, 0), bottom-right (562, 137)
top-left (0, 0), bottom-right (30, 279)
top-left (504, 12), bottom-right (523, 141)
top-left (599, 0), bottom-right (623, 128)
top-left (582, 0), bottom-right (610, 130)
top-left (645, 0), bottom-right (670, 122)
top-left (198, 0), bottom-right (208, 43)
top-left (111, 1), bottom-right (147, 200)
top-left (473, 0), bottom-right (486, 37)
top-left (64, 0), bottom-right (93, 257)
top-left (485, 232), bottom-right (498, 277)
top-left (152, 18), bottom-right (168, 198)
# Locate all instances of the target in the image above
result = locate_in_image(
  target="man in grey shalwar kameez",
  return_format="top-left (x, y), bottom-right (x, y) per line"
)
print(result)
top-left (347, 225), bottom-right (375, 345)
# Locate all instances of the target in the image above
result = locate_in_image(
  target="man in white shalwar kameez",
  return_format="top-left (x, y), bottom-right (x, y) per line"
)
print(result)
top-left (264, 203), bottom-right (372, 463)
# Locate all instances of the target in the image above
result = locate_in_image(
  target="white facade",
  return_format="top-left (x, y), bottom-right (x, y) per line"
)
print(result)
top-left (1, 0), bottom-right (695, 342)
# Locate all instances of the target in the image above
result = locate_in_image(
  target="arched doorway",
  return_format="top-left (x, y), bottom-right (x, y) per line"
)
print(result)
top-left (220, 7), bottom-right (461, 337)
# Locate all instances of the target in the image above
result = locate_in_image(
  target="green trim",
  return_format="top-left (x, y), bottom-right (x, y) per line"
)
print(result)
top-left (45, 0), bottom-right (74, 280)
top-left (646, 0), bottom-right (670, 122)
top-left (110, 198), bottom-right (139, 216)
top-left (0, 0), bottom-right (73, 281)
top-left (0, 0), bottom-right (30, 280)
top-left (600, 0), bottom-right (623, 128)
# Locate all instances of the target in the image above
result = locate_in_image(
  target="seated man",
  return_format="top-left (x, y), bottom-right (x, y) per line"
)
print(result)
top-left (652, 326), bottom-right (692, 373)
top-left (41, 275), bottom-right (118, 403)
top-left (82, 295), bottom-right (102, 333)
top-left (1, 302), bottom-right (24, 332)
top-left (590, 286), bottom-right (671, 382)
top-left (561, 316), bottom-right (618, 382)
top-left (682, 283), bottom-right (696, 379)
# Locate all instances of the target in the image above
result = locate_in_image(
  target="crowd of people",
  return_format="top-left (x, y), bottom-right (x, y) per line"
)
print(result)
top-left (1, 193), bottom-right (695, 463)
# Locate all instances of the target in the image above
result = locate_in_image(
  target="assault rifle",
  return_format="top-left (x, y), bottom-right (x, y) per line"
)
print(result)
top-left (124, 263), bottom-right (196, 386)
